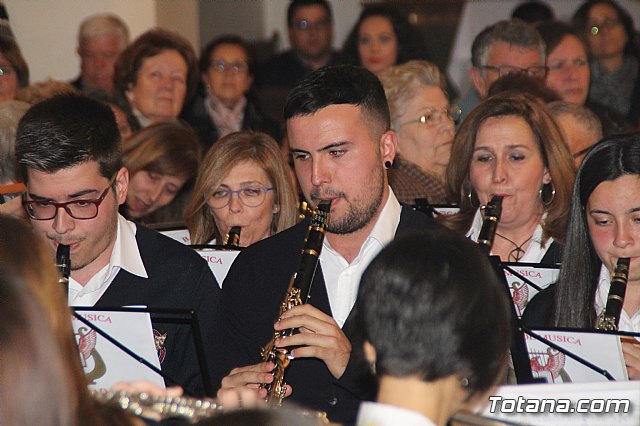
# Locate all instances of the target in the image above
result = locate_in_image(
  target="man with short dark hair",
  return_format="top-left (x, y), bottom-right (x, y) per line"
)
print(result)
top-left (213, 65), bottom-right (446, 423)
top-left (257, 0), bottom-right (339, 89)
top-left (15, 94), bottom-right (218, 397)
top-left (457, 19), bottom-right (546, 122)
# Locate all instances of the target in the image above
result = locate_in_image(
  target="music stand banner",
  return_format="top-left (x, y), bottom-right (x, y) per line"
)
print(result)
top-left (193, 248), bottom-right (240, 287)
top-left (502, 262), bottom-right (559, 317)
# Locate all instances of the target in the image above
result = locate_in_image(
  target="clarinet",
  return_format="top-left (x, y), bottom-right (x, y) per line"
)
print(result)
top-left (223, 226), bottom-right (241, 249)
top-left (596, 257), bottom-right (630, 331)
top-left (56, 243), bottom-right (71, 297)
top-left (477, 195), bottom-right (503, 255)
top-left (259, 199), bottom-right (331, 405)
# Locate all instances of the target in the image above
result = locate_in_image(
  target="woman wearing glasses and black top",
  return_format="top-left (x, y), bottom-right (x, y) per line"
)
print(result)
top-left (181, 35), bottom-right (279, 151)
top-left (184, 131), bottom-right (298, 247)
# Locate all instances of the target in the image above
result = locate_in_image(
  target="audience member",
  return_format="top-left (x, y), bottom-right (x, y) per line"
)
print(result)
top-left (181, 35), bottom-right (279, 151)
top-left (444, 91), bottom-right (574, 264)
top-left (0, 99), bottom-right (29, 218)
top-left (523, 133), bottom-right (640, 379)
top-left (121, 121), bottom-right (200, 223)
top-left (114, 29), bottom-right (198, 128)
top-left (71, 13), bottom-right (130, 94)
top-left (184, 130), bottom-right (297, 246)
top-left (89, 90), bottom-right (139, 141)
top-left (511, 1), bottom-right (554, 24)
top-left (547, 100), bottom-right (602, 167)
top-left (457, 19), bottom-right (546, 123)
top-left (213, 65), bottom-right (447, 424)
top-left (15, 78), bottom-right (79, 104)
top-left (0, 33), bottom-right (29, 102)
top-left (257, 0), bottom-right (339, 89)
top-left (379, 60), bottom-right (457, 205)
top-left (355, 228), bottom-right (511, 426)
top-left (15, 93), bottom-right (219, 397)
top-left (573, 0), bottom-right (640, 127)
top-left (536, 19), bottom-right (632, 136)
top-left (341, 4), bottom-right (430, 75)
top-left (488, 72), bottom-right (560, 102)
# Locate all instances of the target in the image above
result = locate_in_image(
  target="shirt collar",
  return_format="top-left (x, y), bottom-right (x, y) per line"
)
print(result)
top-left (113, 214), bottom-right (148, 279)
top-left (367, 187), bottom-right (401, 247)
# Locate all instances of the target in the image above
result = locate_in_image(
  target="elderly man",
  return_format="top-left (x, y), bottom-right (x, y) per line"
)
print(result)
top-left (457, 19), bottom-right (546, 122)
top-left (71, 13), bottom-right (129, 94)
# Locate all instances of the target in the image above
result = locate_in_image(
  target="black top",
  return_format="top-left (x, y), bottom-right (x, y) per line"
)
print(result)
top-left (256, 49), bottom-right (342, 89)
top-left (521, 284), bottom-right (556, 328)
top-left (212, 207), bottom-right (445, 424)
top-left (95, 224), bottom-right (220, 397)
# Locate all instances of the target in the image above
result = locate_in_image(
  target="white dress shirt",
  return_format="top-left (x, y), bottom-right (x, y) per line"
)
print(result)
top-left (357, 401), bottom-right (437, 426)
top-left (68, 214), bottom-right (148, 307)
top-left (466, 209), bottom-right (553, 263)
top-left (319, 188), bottom-right (401, 327)
top-left (594, 265), bottom-right (640, 333)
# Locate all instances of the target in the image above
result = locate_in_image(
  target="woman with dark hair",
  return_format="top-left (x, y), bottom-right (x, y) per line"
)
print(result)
top-left (121, 121), bottom-right (201, 222)
top-left (113, 28), bottom-right (198, 128)
top-left (356, 228), bottom-right (511, 425)
top-left (181, 35), bottom-right (279, 150)
top-left (523, 133), bottom-right (640, 378)
top-left (443, 91), bottom-right (575, 263)
top-left (0, 34), bottom-right (29, 102)
top-left (535, 19), bottom-right (631, 135)
top-left (341, 4), bottom-right (430, 75)
top-left (572, 0), bottom-right (640, 127)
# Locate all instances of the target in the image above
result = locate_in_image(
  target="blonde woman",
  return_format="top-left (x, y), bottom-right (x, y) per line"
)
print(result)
top-left (185, 131), bottom-right (298, 246)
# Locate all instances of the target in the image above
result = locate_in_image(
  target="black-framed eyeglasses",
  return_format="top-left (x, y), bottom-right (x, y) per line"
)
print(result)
top-left (589, 18), bottom-right (620, 36)
top-left (293, 18), bottom-right (330, 31)
top-left (208, 186), bottom-right (274, 209)
top-left (481, 65), bottom-right (548, 79)
top-left (0, 65), bottom-right (14, 77)
top-left (23, 176), bottom-right (116, 220)
top-left (398, 105), bottom-right (462, 128)
top-left (210, 59), bottom-right (249, 75)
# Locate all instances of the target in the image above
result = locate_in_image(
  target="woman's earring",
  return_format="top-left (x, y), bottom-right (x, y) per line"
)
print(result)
top-left (540, 182), bottom-right (556, 207)
top-left (273, 204), bottom-right (280, 214)
top-left (467, 190), bottom-right (479, 209)
top-left (384, 160), bottom-right (392, 169)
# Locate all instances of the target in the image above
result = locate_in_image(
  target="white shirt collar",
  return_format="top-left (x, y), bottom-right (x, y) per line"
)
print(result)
top-left (595, 265), bottom-right (640, 333)
top-left (69, 214), bottom-right (147, 306)
top-left (357, 401), bottom-right (437, 426)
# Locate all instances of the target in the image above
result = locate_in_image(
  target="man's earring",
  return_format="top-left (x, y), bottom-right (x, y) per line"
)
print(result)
top-left (384, 161), bottom-right (392, 169)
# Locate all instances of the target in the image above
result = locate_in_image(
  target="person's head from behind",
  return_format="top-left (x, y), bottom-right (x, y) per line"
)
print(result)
top-left (357, 229), bottom-right (511, 416)
top-left (89, 90), bottom-right (139, 141)
top-left (547, 101), bottom-right (602, 168)
top-left (283, 64), bottom-right (396, 236)
top-left (0, 35), bottom-right (29, 102)
top-left (343, 4), bottom-right (429, 75)
top-left (114, 28), bottom-right (198, 124)
top-left (535, 20), bottom-right (590, 105)
top-left (567, 133), bottom-right (640, 284)
top-left (185, 131), bottom-right (297, 246)
top-left (446, 91), bottom-right (574, 244)
top-left (379, 60), bottom-right (457, 180)
top-left (15, 93), bottom-right (128, 283)
top-left (471, 19), bottom-right (546, 98)
top-left (123, 121), bottom-right (200, 219)
top-left (572, 0), bottom-right (639, 64)
top-left (77, 13), bottom-right (129, 93)
top-left (0, 269), bottom-right (77, 426)
top-left (511, 1), bottom-right (554, 24)
top-left (0, 100), bottom-right (30, 218)
top-left (200, 35), bottom-right (254, 109)
top-left (487, 72), bottom-right (560, 103)
top-left (287, 0), bottom-right (333, 64)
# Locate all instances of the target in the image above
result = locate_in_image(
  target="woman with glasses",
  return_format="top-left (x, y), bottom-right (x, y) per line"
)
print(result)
top-left (442, 91), bottom-right (575, 264)
top-left (184, 131), bottom-right (298, 247)
top-left (572, 0), bottom-right (640, 128)
top-left (181, 35), bottom-right (279, 152)
top-left (379, 60), bottom-right (458, 205)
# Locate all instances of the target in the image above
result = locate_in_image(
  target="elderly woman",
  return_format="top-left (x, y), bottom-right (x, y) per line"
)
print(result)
top-left (356, 228), bottom-right (511, 425)
top-left (114, 29), bottom-right (198, 128)
top-left (443, 91), bottom-right (575, 263)
top-left (0, 100), bottom-right (29, 218)
top-left (121, 121), bottom-right (200, 222)
top-left (572, 0), bottom-right (640, 127)
top-left (379, 60), bottom-right (458, 205)
top-left (523, 134), bottom-right (640, 379)
top-left (181, 35), bottom-right (279, 150)
top-left (184, 131), bottom-right (297, 247)
top-left (342, 4), bottom-right (429, 75)
top-left (0, 35), bottom-right (29, 102)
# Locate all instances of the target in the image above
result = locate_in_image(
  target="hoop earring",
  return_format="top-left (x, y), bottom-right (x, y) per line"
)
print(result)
top-left (540, 182), bottom-right (556, 207)
top-left (467, 190), bottom-right (479, 209)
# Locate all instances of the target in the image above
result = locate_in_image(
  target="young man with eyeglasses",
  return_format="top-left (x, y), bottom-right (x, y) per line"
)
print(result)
top-left (15, 93), bottom-right (219, 398)
top-left (456, 19), bottom-right (546, 123)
